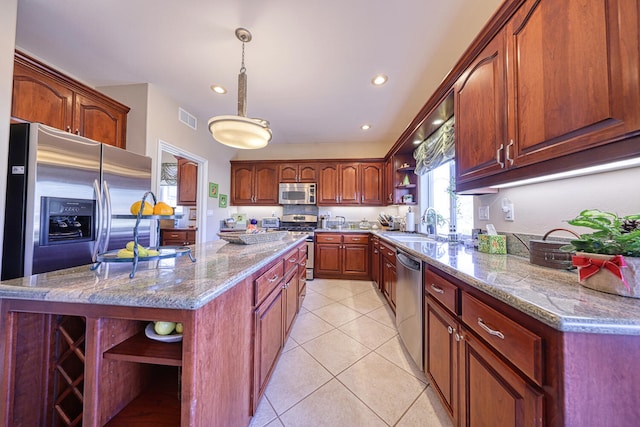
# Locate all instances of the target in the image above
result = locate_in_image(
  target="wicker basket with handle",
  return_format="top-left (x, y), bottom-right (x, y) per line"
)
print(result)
top-left (529, 228), bottom-right (580, 270)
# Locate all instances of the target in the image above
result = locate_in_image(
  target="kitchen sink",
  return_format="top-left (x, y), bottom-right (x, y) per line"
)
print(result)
top-left (381, 232), bottom-right (436, 242)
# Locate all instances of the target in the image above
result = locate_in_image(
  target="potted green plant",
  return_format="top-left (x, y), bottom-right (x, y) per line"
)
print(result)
top-left (562, 209), bottom-right (640, 298)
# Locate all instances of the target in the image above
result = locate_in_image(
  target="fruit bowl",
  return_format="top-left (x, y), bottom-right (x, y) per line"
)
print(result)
top-left (144, 322), bottom-right (183, 342)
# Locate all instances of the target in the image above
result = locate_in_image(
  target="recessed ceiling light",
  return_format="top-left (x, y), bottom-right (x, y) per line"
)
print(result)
top-left (361, 124), bottom-right (371, 130)
top-left (371, 74), bottom-right (388, 86)
top-left (432, 119), bottom-right (444, 125)
top-left (210, 85), bottom-right (227, 94)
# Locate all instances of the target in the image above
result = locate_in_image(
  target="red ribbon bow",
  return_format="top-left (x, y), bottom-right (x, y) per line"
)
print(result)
top-left (572, 254), bottom-right (628, 290)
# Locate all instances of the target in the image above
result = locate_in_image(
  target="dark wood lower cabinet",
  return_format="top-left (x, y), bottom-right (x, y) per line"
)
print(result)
top-left (253, 281), bottom-right (284, 406)
top-left (425, 298), bottom-right (458, 422)
top-left (458, 326), bottom-right (543, 427)
top-left (314, 233), bottom-right (370, 280)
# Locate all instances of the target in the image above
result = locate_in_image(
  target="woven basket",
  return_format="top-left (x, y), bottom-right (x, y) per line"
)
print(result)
top-left (218, 231), bottom-right (287, 245)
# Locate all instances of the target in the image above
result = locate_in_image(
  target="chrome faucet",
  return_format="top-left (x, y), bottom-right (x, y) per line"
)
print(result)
top-left (421, 207), bottom-right (438, 237)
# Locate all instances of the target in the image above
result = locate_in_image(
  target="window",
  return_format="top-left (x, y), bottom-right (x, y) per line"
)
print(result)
top-left (419, 160), bottom-right (473, 238)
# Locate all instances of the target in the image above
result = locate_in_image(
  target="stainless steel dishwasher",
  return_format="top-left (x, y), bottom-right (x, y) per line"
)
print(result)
top-left (395, 248), bottom-right (423, 370)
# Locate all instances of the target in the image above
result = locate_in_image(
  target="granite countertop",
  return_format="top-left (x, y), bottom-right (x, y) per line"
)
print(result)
top-left (377, 231), bottom-right (640, 336)
top-left (0, 235), bottom-right (307, 310)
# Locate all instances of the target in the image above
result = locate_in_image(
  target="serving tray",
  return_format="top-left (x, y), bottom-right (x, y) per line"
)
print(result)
top-left (217, 230), bottom-right (288, 245)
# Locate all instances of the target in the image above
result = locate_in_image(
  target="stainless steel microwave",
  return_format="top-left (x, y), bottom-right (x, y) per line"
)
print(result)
top-left (278, 182), bottom-right (316, 205)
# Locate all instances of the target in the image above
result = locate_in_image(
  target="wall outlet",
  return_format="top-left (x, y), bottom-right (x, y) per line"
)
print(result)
top-left (478, 205), bottom-right (490, 221)
top-left (503, 204), bottom-right (515, 221)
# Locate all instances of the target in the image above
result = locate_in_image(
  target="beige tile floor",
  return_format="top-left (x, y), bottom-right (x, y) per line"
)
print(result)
top-left (250, 278), bottom-right (454, 427)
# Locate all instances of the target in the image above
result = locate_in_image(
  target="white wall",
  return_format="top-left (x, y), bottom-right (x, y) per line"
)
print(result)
top-left (0, 0), bottom-right (18, 277)
top-left (475, 166), bottom-right (640, 235)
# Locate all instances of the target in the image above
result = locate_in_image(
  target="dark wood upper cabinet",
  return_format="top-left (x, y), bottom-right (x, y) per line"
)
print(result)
top-left (12, 51), bottom-right (129, 149)
top-left (278, 163), bottom-right (317, 183)
top-left (230, 162), bottom-right (278, 206)
top-left (455, 0), bottom-right (640, 190)
top-left (177, 157), bottom-right (198, 206)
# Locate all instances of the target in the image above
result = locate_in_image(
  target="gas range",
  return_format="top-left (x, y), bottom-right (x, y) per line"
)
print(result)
top-left (279, 214), bottom-right (318, 238)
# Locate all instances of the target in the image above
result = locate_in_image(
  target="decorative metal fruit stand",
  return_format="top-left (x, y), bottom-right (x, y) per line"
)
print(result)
top-left (91, 191), bottom-right (196, 278)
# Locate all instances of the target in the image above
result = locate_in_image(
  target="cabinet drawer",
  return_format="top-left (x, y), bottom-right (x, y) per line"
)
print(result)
top-left (255, 260), bottom-right (284, 306)
top-left (164, 231), bottom-right (187, 241)
top-left (425, 270), bottom-right (458, 314)
top-left (380, 242), bottom-right (396, 263)
top-left (316, 234), bottom-right (341, 243)
top-left (284, 248), bottom-right (299, 274)
top-left (462, 293), bottom-right (542, 384)
top-left (343, 234), bottom-right (369, 244)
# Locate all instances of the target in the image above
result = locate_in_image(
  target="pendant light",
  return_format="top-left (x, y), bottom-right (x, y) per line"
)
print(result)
top-left (208, 28), bottom-right (272, 149)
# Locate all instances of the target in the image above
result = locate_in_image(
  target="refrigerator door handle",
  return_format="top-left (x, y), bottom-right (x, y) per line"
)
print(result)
top-left (102, 180), bottom-right (113, 254)
top-left (91, 179), bottom-right (104, 262)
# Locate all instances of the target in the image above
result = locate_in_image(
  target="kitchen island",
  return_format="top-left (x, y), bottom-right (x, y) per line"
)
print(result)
top-left (0, 235), bottom-right (307, 427)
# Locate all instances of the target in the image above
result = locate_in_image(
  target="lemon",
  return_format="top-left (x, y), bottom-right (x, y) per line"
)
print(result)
top-left (125, 241), bottom-right (148, 257)
top-left (130, 200), bottom-right (153, 216)
top-left (116, 249), bottom-right (134, 258)
top-left (154, 321), bottom-right (176, 335)
top-left (175, 322), bottom-right (183, 334)
top-left (146, 249), bottom-right (160, 257)
top-left (153, 201), bottom-right (174, 215)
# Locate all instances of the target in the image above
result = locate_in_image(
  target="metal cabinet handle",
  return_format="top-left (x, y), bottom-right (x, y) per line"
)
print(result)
top-left (478, 318), bottom-right (505, 340)
top-left (430, 284), bottom-right (444, 294)
top-left (300, 261), bottom-right (306, 267)
top-left (496, 143), bottom-right (505, 168)
top-left (447, 326), bottom-right (454, 334)
top-left (66, 126), bottom-right (71, 132)
top-left (267, 274), bottom-right (279, 283)
top-left (352, 238), bottom-right (360, 241)
top-left (387, 251), bottom-right (394, 256)
top-left (455, 332), bottom-right (464, 342)
top-left (506, 139), bottom-right (514, 166)
top-left (289, 258), bottom-right (297, 263)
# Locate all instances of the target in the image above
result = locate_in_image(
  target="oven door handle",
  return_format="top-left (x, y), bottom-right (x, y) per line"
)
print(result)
top-left (91, 179), bottom-right (104, 262)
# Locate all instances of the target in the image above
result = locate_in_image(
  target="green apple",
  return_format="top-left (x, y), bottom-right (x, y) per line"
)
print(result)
top-left (175, 322), bottom-right (183, 334)
top-left (154, 321), bottom-right (176, 335)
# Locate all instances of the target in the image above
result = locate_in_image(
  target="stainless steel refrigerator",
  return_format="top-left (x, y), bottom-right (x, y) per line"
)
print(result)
top-left (2, 123), bottom-right (152, 280)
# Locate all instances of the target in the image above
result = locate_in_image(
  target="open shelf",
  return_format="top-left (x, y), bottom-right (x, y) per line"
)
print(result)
top-left (104, 332), bottom-right (182, 366)
top-left (105, 366), bottom-right (181, 426)
top-left (395, 184), bottom-right (417, 189)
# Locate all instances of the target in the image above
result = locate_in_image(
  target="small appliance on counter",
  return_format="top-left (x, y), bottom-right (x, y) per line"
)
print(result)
top-left (261, 217), bottom-right (280, 229)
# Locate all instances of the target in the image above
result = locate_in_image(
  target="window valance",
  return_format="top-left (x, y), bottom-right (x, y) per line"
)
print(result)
top-left (413, 116), bottom-right (455, 175)
top-left (160, 163), bottom-right (178, 185)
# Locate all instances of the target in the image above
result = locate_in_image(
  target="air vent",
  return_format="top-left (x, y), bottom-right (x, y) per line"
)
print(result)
top-left (179, 107), bottom-right (197, 130)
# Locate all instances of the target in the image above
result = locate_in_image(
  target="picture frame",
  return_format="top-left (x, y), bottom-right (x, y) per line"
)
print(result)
top-left (219, 194), bottom-right (228, 208)
top-left (188, 208), bottom-right (197, 220)
top-left (209, 182), bottom-right (219, 198)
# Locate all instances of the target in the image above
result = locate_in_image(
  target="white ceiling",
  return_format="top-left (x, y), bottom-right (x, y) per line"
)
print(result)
top-left (14, 0), bottom-right (502, 149)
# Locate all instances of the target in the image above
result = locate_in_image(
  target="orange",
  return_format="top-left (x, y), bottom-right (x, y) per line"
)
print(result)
top-left (130, 200), bottom-right (153, 215)
top-left (153, 201), bottom-right (174, 215)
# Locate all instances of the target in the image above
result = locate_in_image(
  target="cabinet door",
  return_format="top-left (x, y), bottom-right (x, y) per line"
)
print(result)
top-left (12, 61), bottom-right (74, 130)
top-left (339, 163), bottom-right (359, 204)
top-left (298, 164), bottom-right (317, 182)
top-left (360, 163), bottom-right (384, 205)
top-left (382, 259), bottom-right (396, 311)
top-left (73, 93), bottom-right (127, 148)
top-left (384, 158), bottom-right (394, 205)
top-left (283, 271), bottom-right (298, 337)
top-left (507, 0), bottom-right (640, 168)
top-left (177, 158), bottom-right (198, 206)
top-left (425, 298), bottom-right (458, 421)
top-left (317, 164), bottom-right (339, 205)
top-left (230, 164), bottom-right (255, 205)
top-left (253, 164), bottom-right (278, 205)
top-left (455, 33), bottom-right (507, 185)
top-left (342, 244), bottom-right (369, 277)
top-left (371, 238), bottom-right (381, 287)
top-left (459, 326), bottom-right (543, 427)
top-left (314, 243), bottom-right (341, 276)
top-left (254, 286), bottom-right (284, 404)
top-left (279, 164), bottom-right (298, 182)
